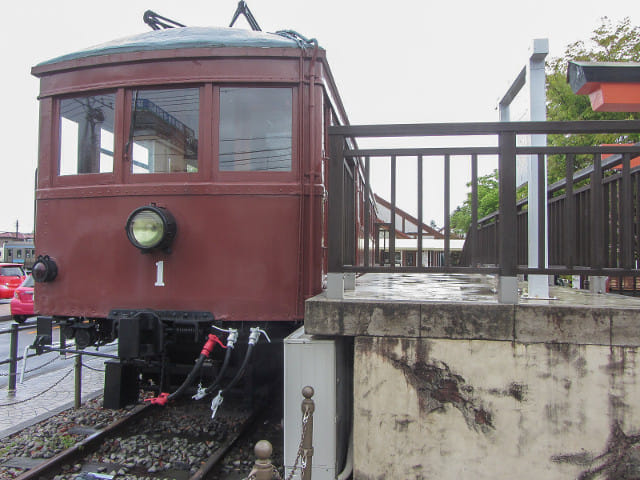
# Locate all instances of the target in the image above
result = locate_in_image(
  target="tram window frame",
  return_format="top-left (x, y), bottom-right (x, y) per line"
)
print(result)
top-left (53, 90), bottom-right (122, 186)
top-left (215, 85), bottom-right (298, 181)
top-left (125, 86), bottom-right (206, 181)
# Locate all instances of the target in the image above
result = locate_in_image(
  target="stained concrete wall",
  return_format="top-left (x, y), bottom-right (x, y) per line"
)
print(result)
top-left (354, 336), bottom-right (640, 479)
top-left (305, 279), bottom-right (640, 479)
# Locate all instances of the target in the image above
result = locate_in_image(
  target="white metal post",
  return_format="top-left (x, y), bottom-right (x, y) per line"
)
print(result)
top-left (499, 38), bottom-right (550, 299)
top-left (527, 39), bottom-right (550, 298)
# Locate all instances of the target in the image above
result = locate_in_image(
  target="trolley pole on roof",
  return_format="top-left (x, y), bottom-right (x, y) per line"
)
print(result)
top-left (229, 1), bottom-right (262, 31)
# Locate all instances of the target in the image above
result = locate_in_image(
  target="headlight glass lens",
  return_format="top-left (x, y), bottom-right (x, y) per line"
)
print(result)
top-left (130, 210), bottom-right (165, 248)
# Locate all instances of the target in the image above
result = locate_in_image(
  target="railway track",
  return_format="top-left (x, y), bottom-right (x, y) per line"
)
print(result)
top-left (5, 395), bottom-right (267, 480)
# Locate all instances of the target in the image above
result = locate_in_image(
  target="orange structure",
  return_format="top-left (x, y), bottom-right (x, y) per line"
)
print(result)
top-left (568, 61), bottom-right (640, 112)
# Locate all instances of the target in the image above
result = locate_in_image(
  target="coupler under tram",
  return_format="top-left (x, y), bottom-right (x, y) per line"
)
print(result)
top-left (32, 311), bottom-right (294, 409)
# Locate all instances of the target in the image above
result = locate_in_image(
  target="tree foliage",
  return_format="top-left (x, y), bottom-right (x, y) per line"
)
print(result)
top-left (450, 170), bottom-right (499, 236)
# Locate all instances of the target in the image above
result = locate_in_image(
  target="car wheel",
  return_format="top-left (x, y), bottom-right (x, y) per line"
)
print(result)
top-left (13, 316), bottom-right (26, 324)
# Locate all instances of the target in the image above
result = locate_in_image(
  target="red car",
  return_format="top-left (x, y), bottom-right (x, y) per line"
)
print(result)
top-left (10, 275), bottom-right (34, 323)
top-left (0, 263), bottom-right (26, 300)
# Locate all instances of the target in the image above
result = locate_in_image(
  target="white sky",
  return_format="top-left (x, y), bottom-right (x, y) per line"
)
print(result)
top-left (1, 0), bottom-right (637, 233)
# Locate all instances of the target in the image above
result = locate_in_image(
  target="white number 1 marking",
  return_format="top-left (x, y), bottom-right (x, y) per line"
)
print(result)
top-left (155, 261), bottom-right (165, 287)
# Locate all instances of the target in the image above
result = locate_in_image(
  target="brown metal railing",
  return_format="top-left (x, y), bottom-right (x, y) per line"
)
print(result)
top-left (328, 121), bottom-right (640, 284)
top-left (462, 149), bottom-right (640, 277)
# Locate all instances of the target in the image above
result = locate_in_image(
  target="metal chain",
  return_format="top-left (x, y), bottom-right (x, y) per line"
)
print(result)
top-left (272, 466), bottom-right (284, 480)
top-left (284, 407), bottom-right (311, 480)
top-left (242, 407), bottom-right (311, 480)
top-left (0, 368), bottom-right (74, 407)
top-left (81, 362), bottom-right (105, 372)
top-left (0, 353), bottom-right (59, 376)
top-left (24, 354), bottom-right (60, 374)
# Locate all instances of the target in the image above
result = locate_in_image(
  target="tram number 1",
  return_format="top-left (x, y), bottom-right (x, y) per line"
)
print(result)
top-left (155, 261), bottom-right (165, 287)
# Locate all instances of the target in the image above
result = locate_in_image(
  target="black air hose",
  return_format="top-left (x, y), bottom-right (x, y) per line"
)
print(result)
top-left (208, 327), bottom-right (269, 418)
top-left (203, 343), bottom-right (234, 396)
top-left (154, 333), bottom-right (224, 404)
top-left (219, 343), bottom-right (255, 396)
top-left (167, 353), bottom-right (207, 401)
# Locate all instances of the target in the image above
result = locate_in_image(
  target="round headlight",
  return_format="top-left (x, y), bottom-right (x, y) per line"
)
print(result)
top-left (126, 205), bottom-right (177, 252)
top-left (32, 255), bottom-right (58, 283)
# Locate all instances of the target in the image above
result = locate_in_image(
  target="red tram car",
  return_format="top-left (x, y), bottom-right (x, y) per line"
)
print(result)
top-left (30, 13), bottom-right (370, 406)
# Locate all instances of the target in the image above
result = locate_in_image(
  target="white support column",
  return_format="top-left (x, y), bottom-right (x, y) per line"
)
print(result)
top-left (526, 39), bottom-right (550, 298)
top-left (344, 272), bottom-right (356, 291)
top-left (326, 272), bottom-right (344, 299)
top-left (589, 276), bottom-right (608, 294)
top-left (499, 38), bottom-right (550, 300)
top-left (498, 276), bottom-right (519, 304)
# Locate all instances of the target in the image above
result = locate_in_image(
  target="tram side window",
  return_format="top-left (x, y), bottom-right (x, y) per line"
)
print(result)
top-left (219, 87), bottom-right (292, 172)
top-left (59, 94), bottom-right (116, 175)
top-left (131, 88), bottom-right (199, 174)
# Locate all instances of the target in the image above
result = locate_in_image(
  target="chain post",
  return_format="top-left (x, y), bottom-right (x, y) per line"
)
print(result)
top-left (301, 386), bottom-right (315, 480)
top-left (8, 323), bottom-right (19, 393)
top-left (74, 353), bottom-right (82, 408)
top-left (249, 439), bottom-right (274, 480)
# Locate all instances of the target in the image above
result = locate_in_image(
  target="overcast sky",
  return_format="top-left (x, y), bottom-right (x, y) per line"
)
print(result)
top-left (1, 0), bottom-right (637, 233)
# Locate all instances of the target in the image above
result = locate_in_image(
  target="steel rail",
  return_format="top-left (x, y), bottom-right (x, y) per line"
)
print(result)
top-left (14, 403), bottom-right (153, 480)
top-left (12, 401), bottom-right (262, 480)
top-left (189, 408), bottom-right (262, 480)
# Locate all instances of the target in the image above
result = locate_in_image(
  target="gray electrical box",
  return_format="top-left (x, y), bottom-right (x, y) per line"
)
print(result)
top-left (284, 327), bottom-right (351, 480)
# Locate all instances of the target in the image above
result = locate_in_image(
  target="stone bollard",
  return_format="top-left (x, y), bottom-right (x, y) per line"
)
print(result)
top-left (250, 439), bottom-right (274, 480)
top-left (301, 386), bottom-right (315, 480)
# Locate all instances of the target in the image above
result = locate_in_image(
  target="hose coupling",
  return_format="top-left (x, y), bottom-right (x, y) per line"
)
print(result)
top-left (248, 327), bottom-right (271, 346)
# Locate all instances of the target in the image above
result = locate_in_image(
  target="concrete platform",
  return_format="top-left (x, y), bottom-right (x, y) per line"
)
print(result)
top-left (305, 273), bottom-right (640, 346)
top-left (0, 352), bottom-right (106, 439)
top-left (303, 273), bottom-right (640, 479)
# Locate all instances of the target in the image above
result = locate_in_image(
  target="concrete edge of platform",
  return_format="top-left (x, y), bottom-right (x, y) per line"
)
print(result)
top-left (0, 390), bottom-right (103, 440)
top-left (304, 293), bottom-right (640, 347)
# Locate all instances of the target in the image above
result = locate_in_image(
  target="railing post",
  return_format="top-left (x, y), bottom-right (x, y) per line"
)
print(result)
top-left (589, 153), bottom-right (607, 293)
top-left (8, 323), bottom-right (19, 393)
top-left (301, 386), bottom-right (315, 480)
top-left (470, 154), bottom-right (478, 266)
top-left (621, 153), bottom-right (634, 269)
top-left (498, 131), bottom-right (519, 304)
top-left (444, 154), bottom-right (451, 266)
top-left (327, 133), bottom-right (345, 299)
top-left (249, 440), bottom-right (274, 480)
top-left (564, 154), bottom-right (576, 268)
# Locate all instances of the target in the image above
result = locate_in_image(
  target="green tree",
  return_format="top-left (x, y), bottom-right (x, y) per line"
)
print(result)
top-left (450, 170), bottom-right (499, 236)
top-left (546, 17), bottom-right (640, 182)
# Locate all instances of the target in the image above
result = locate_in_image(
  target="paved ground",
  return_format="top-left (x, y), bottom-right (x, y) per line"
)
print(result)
top-left (0, 301), bottom-right (11, 321)
top-left (0, 350), bottom-right (106, 439)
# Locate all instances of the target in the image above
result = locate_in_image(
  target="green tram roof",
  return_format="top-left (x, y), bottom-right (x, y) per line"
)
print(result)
top-left (37, 26), bottom-right (311, 67)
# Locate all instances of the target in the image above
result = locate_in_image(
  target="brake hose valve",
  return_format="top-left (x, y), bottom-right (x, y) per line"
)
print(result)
top-left (145, 392), bottom-right (170, 406)
top-left (226, 328), bottom-right (239, 349)
top-left (201, 334), bottom-right (226, 358)
top-left (193, 382), bottom-right (207, 401)
top-left (248, 327), bottom-right (271, 346)
top-left (210, 391), bottom-right (224, 419)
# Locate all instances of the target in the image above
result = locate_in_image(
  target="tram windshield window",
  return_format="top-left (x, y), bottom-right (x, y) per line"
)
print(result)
top-left (59, 94), bottom-right (116, 175)
top-left (131, 88), bottom-right (199, 174)
top-left (219, 87), bottom-right (292, 172)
